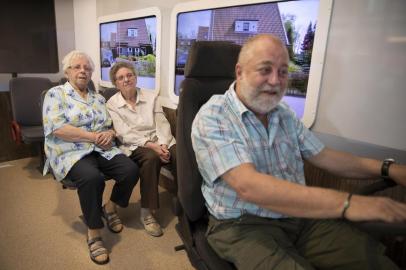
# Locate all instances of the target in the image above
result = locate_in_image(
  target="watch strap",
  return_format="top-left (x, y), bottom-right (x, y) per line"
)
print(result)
top-left (381, 158), bottom-right (395, 179)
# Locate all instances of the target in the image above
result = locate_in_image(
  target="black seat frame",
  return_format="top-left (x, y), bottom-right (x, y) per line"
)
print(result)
top-left (175, 41), bottom-right (406, 269)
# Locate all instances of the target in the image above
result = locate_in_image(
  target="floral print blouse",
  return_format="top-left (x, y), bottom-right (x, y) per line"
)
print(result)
top-left (42, 82), bottom-right (122, 181)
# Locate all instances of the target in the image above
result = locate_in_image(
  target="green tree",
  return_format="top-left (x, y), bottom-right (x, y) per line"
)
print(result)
top-left (301, 22), bottom-right (314, 51)
top-left (284, 20), bottom-right (295, 61)
top-left (300, 22), bottom-right (316, 66)
top-left (282, 14), bottom-right (299, 63)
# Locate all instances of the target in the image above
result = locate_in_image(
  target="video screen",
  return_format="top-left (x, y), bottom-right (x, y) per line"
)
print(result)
top-left (174, 0), bottom-right (320, 118)
top-left (100, 16), bottom-right (157, 90)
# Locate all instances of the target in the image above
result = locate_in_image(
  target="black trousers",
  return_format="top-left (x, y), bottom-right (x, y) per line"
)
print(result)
top-left (129, 144), bottom-right (177, 209)
top-left (66, 152), bottom-right (139, 229)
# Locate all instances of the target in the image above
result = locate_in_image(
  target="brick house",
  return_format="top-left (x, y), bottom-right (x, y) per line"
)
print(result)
top-left (109, 19), bottom-right (153, 58)
top-left (176, 3), bottom-right (288, 70)
top-left (209, 3), bottom-right (288, 46)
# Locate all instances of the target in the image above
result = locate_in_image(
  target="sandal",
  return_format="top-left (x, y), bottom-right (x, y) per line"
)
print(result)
top-left (87, 236), bottom-right (109, 265)
top-left (102, 205), bottom-right (123, 233)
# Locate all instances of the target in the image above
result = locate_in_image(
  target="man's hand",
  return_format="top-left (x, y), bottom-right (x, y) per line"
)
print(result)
top-left (390, 163), bottom-right (406, 187)
top-left (345, 195), bottom-right (406, 223)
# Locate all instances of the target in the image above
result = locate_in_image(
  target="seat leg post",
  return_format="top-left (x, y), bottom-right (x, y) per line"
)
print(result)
top-left (174, 244), bottom-right (186, 251)
top-left (35, 141), bottom-right (45, 173)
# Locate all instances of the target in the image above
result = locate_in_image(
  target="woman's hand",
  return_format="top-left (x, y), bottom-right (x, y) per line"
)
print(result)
top-left (98, 142), bottom-right (113, 151)
top-left (159, 144), bottom-right (170, 163)
top-left (145, 142), bottom-right (170, 163)
top-left (95, 130), bottom-right (115, 150)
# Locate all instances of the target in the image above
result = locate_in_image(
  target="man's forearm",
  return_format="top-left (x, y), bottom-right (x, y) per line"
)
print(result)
top-left (223, 163), bottom-right (406, 223)
top-left (307, 148), bottom-right (381, 179)
top-left (245, 172), bottom-right (346, 219)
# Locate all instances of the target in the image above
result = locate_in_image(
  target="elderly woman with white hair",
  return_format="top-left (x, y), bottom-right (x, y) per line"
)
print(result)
top-left (42, 50), bottom-right (139, 265)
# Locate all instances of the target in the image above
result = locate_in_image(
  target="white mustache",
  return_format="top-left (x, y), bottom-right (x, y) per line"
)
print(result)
top-left (259, 86), bottom-right (281, 94)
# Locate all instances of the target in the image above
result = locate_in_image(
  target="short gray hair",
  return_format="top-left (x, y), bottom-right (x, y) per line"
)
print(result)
top-left (238, 34), bottom-right (288, 66)
top-left (62, 50), bottom-right (95, 73)
top-left (109, 61), bottom-right (137, 86)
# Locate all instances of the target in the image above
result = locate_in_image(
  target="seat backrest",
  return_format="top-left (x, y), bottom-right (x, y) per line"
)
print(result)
top-left (99, 87), bottom-right (144, 102)
top-left (9, 77), bottom-right (53, 126)
top-left (100, 87), bottom-right (119, 101)
top-left (176, 41), bottom-right (241, 222)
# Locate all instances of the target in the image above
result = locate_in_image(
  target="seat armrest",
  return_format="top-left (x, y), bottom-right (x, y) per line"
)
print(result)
top-left (355, 178), bottom-right (397, 195)
top-left (10, 120), bottom-right (22, 145)
top-left (354, 221), bottom-right (406, 237)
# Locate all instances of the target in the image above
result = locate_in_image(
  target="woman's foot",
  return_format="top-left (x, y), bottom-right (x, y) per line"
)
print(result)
top-left (141, 208), bottom-right (163, 237)
top-left (87, 230), bottom-right (109, 264)
top-left (102, 203), bottom-right (123, 233)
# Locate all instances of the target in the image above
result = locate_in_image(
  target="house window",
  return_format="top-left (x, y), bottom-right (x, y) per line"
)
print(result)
top-left (127, 28), bottom-right (138, 37)
top-left (234, 20), bottom-right (258, 33)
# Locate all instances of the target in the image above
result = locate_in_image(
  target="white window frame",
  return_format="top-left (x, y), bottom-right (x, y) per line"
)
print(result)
top-left (127, 28), bottom-right (138, 37)
top-left (235, 20), bottom-right (258, 33)
top-left (97, 7), bottom-right (161, 93)
top-left (167, 0), bottom-right (333, 128)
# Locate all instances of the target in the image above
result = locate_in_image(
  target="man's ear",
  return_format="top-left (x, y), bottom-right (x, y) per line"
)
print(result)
top-left (235, 63), bottom-right (242, 79)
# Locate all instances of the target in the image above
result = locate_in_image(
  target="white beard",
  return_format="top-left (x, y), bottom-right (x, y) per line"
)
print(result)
top-left (238, 79), bottom-right (285, 115)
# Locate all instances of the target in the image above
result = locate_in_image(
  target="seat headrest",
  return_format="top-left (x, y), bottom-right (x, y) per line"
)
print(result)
top-left (100, 87), bottom-right (119, 101)
top-left (184, 41), bottom-right (241, 78)
top-left (9, 77), bottom-right (53, 126)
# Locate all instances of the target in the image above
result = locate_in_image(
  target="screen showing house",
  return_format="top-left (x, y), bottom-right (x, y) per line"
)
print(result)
top-left (174, 0), bottom-right (320, 118)
top-left (100, 16), bottom-right (157, 90)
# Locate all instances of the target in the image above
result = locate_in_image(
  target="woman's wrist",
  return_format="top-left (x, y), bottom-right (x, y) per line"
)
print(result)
top-left (144, 140), bottom-right (153, 147)
top-left (91, 132), bottom-right (98, 143)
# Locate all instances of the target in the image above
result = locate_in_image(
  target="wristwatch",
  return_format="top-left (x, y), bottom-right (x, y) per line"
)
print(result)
top-left (381, 158), bottom-right (395, 179)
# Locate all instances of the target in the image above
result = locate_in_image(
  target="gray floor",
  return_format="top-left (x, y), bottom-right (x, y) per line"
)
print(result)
top-left (0, 157), bottom-right (194, 270)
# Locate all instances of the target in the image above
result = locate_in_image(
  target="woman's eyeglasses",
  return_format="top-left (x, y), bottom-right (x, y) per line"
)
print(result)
top-left (116, 73), bottom-right (135, 82)
top-left (69, 65), bottom-right (92, 73)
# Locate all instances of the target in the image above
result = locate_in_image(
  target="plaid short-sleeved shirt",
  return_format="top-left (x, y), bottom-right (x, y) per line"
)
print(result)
top-left (191, 83), bottom-right (324, 219)
top-left (42, 82), bottom-right (122, 181)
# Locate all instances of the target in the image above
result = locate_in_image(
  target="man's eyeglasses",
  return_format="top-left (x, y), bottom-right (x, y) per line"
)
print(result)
top-left (116, 73), bottom-right (135, 82)
top-left (69, 65), bottom-right (92, 73)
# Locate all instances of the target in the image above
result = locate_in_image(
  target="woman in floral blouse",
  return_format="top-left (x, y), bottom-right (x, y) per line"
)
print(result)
top-left (42, 50), bottom-right (139, 265)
